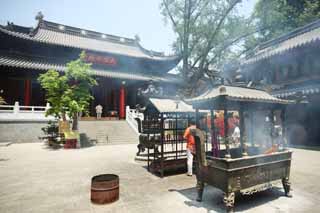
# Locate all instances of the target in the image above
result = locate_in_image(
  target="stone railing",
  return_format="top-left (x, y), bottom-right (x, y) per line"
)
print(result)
top-left (0, 102), bottom-right (54, 121)
top-left (126, 106), bottom-right (144, 135)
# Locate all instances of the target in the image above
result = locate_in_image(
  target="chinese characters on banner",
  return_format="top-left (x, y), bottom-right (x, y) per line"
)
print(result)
top-left (85, 53), bottom-right (117, 66)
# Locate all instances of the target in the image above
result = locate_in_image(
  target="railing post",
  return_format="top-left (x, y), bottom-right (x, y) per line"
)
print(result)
top-left (13, 101), bottom-right (19, 114)
top-left (45, 102), bottom-right (50, 112)
top-left (126, 106), bottom-right (130, 121)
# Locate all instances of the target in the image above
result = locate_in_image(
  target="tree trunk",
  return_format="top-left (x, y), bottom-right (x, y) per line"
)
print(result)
top-left (72, 113), bottom-right (78, 131)
top-left (62, 113), bottom-right (67, 121)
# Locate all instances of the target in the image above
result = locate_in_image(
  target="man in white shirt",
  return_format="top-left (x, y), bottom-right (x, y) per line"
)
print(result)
top-left (95, 104), bottom-right (103, 120)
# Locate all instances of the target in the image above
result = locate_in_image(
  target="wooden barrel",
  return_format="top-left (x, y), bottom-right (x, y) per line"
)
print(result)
top-left (91, 174), bottom-right (119, 204)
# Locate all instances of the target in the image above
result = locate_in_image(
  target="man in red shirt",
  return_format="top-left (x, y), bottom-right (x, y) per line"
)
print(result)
top-left (184, 120), bottom-right (196, 176)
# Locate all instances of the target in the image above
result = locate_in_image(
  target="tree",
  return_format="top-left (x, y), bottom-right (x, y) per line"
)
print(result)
top-left (244, 0), bottom-right (320, 51)
top-left (161, 0), bottom-right (254, 96)
top-left (38, 52), bottom-right (97, 130)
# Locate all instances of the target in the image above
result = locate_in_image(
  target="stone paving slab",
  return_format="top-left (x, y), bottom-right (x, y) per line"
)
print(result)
top-left (0, 143), bottom-right (319, 213)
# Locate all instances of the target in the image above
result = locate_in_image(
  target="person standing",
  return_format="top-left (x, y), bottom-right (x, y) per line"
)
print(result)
top-left (232, 124), bottom-right (240, 144)
top-left (183, 120), bottom-right (196, 176)
top-left (95, 104), bottom-right (103, 120)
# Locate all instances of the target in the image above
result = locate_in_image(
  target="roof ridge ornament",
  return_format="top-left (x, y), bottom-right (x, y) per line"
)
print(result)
top-left (35, 12), bottom-right (44, 22)
top-left (134, 34), bottom-right (140, 43)
top-left (219, 86), bottom-right (227, 95)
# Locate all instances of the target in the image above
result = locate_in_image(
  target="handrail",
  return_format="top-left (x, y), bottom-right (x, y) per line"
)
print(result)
top-left (0, 102), bottom-right (50, 114)
top-left (126, 106), bottom-right (144, 135)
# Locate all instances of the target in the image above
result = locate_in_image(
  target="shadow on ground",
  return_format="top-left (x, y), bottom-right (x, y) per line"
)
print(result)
top-left (41, 133), bottom-right (96, 150)
top-left (169, 186), bottom-right (286, 212)
top-left (79, 133), bottom-right (96, 148)
top-left (141, 164), bottom-right (188, 178)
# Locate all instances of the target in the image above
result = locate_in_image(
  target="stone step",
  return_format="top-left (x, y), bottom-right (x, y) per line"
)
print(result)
top-left (79, 120), bottom-right (138, 145)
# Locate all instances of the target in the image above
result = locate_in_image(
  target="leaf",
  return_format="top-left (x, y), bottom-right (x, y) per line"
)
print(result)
top-left (38, 51), bottom-right (98, 120)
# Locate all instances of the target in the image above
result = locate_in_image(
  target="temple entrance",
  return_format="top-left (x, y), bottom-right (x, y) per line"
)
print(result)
top-left (305, 94), bottom-right (320, 146)
top-left (0, 68), bottom-right (45, 106)
top-left (0, 67), bottom-right (147, 120)
top-left (286, 93), bottom-right (320, 146)
top-left (89, 78), bottom-right (145, 119)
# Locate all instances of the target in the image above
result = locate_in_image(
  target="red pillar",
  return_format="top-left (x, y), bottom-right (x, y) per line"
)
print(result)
top-left (119, 85), bottom-right (126, 119)
top-left (24, 79), bottom-right (31, 106)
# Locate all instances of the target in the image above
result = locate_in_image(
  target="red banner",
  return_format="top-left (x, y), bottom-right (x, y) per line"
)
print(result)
top-left (85, 53), bottom-right (117, 66)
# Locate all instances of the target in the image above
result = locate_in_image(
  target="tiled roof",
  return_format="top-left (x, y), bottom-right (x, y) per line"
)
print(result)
top-left (244, 19), bottom-right (320, 65)
top-left (187, 85), bottom-right (292, 104)
top-left (0, 53), bottom-right (178, 82)
top-left (149, 98), bottom-right (195, 113)
top-left (0, 20), bottom-right (180, 61)
top-left (272, 83), bottom-right (320, 98)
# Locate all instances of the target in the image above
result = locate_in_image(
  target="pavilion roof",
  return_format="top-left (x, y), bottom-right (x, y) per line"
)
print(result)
top-left (187, 85), bottom-right (293, 105)
top-left (149, 98), bottom-right (195, 113)
top-left (0, 52), bottom-right (179, 83)
top-left (244, 19), bottom-right (320, 65)
top-left (0, 19), bottom-right (180, 62)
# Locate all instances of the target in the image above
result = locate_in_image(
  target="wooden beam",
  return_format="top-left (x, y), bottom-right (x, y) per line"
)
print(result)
top-left (280, 107), bottom-right (288, 150)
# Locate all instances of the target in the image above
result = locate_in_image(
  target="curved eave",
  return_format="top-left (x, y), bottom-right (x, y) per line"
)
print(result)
top-left (272, 84), bottom-right (320, 98)
top-left (187, 86), bottom-right (293, 105)
top-left (0, 24), bottom-right (181, 65)
top-left (243, 22), bottom-right (320, 65)
top-left (0, 54), bottom-right (178, 83)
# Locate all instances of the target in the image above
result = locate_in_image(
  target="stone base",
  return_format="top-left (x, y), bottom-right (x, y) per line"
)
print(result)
top-left (135, 153), bottom-right (155, 161)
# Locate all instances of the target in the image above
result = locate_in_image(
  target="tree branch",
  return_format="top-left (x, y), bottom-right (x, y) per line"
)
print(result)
top-left (208, 24), bottom-right (275, 65)
top-left (204, 0), bottom-right (242, 53)
top-left (162, 0), bottom-right (184, 41)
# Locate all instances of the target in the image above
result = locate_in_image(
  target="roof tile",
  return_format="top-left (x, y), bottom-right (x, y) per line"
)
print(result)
top-left (188, 85), bottom-right (292, 104)
top-left (0, 54), bottom-right (177, 82)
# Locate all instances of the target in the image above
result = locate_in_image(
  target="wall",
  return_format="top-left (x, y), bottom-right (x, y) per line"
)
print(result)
top-left (0, 121), bottom-right (47, 143)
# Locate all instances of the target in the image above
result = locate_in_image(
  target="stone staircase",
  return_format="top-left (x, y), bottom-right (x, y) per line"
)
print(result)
top-left (78, 120), bottom-right (138, 145)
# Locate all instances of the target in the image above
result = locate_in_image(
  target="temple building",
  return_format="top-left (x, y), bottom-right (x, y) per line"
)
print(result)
top-left (240, 19), bottom-right (320, 146)
top-left (0, 12), bottom-right (181, 119)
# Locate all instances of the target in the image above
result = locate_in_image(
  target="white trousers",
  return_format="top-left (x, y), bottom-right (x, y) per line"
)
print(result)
top-left (187, 148), bottom-right (194, 175)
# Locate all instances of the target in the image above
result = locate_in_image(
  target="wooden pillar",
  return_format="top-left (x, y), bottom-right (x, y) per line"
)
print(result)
top-left (223, 102), bottom-right (231, 159)
top-left (24, 79), bottom-right (31, 106)
top-left (160, 113), bottom-right (164, 177)
top-left (119, 84), bottom-right (126, 119)
top-left (210, 109), bottom-right (219, 157)
top-left (249, 111), bottom-right (254, 147)
top-left (270, 109), bottom-right (275, 146)
top-left (210, 110), bottom-right (215, 131)
top-left (239, 105), bottom-right (248, 157)
top-left (280, 107), bottom-right (288, 150)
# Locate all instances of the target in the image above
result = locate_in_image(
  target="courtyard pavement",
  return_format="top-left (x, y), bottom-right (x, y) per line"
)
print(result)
top-left (0, 143), bottom-right (319, 213)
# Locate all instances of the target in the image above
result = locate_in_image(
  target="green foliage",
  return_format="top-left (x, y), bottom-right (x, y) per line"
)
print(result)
top-left (41, 120), bottom-right (59, 140)
top-left (245, 0), bottom-right (320, 51)
top-left (38, 51), bottom-right (97, 120)
top-left (38, 69), bottom-right (68, 119)
top-left (161, 0), bottom-right (253, 96)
